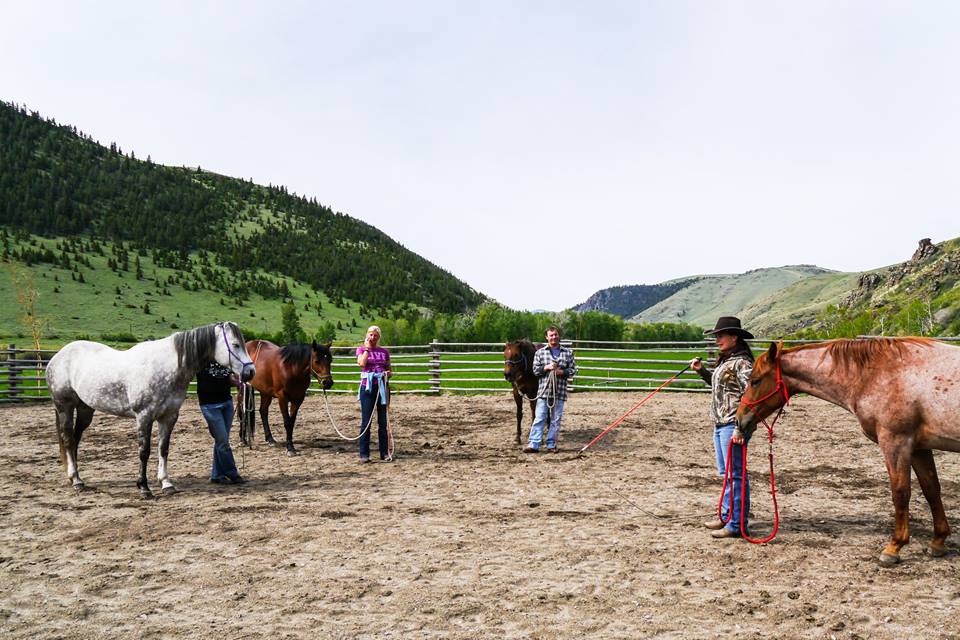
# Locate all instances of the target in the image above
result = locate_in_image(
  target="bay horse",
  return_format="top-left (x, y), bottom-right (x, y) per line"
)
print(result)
top-left (45, 322), bottom-right (255, 497)
top-left (504, 339), bottom-right (541, 445)
top-left (243, 339), bottom-right (333, 456)
top-left (737, 338), bottom-right (960, 565)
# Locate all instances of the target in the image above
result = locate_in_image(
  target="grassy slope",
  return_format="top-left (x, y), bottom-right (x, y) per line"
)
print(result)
top-left (0, 233), bottom-right (371, 347)
top-left (736, 270), bottom-right (863, 335)
top-left (630, 265), bottom-right (835, 327)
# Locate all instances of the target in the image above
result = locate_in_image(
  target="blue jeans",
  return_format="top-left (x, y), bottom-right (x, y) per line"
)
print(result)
top-left (201, 400), bottom-right (240, 481)
top-left (527, 398), bottom-right (565, 450)
top-left (714, 422), bottom-right (750, 534)
top-left (359, 381), bottom-right (389, 459)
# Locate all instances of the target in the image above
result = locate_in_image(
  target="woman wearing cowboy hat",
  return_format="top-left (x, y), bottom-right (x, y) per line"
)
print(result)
top-left (691, 316), bottom-right (755, 539)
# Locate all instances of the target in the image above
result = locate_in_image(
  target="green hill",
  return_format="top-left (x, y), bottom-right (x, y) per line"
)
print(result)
top-left (737, 271), bottom-right (862, 335)
top-left (0, 100), bottom-right (485, 328)
top-left (628, 265), bottom-right (835, 328)
top-left (810, 237), bottom-right (960, 337)
top-left (571, 278), bottom-right (699, 318)
top-left (0, 230), bottom-right (376, 344)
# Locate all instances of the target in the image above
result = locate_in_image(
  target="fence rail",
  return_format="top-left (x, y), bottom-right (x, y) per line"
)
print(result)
top-left (3, 335), bottom-right (958, 403)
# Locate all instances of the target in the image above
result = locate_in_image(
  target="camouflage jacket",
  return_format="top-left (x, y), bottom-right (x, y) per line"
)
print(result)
top-left (697, 352), bottom-right (753, 426)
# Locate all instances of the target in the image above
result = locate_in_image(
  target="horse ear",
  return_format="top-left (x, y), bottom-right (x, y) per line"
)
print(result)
top-left (312, 340), bottom-right (318, 348)
top-left (767, 341), bottom-right (779, 361)
top-left (324, 341), bottom-right (332, 349)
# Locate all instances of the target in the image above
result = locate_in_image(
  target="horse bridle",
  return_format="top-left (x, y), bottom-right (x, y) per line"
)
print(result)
top-left (742, 351), bottom-right (790, 425)
top-left (311, 352), bottom-right (334, 384)
top-left (504, 351), bottom-right (527, 373)
top-left (219, 323), bottom-right (255, 378)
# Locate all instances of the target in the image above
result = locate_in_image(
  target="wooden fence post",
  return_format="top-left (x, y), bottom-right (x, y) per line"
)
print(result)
top-left (430, 339), bottom-right (441, 395)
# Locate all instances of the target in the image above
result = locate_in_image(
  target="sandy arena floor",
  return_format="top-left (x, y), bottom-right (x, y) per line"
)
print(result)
top-left (2, 392), bottom-right (960, 639)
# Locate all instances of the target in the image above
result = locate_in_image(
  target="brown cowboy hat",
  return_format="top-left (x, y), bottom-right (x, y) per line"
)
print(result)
top-left (704, 316), bottom-right (754, 340)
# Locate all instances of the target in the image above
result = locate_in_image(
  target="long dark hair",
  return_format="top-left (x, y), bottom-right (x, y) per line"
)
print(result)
top-left (717, 335), bottom-right (754, 365)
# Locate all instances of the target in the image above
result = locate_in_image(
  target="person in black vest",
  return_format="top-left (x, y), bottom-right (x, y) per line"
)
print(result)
top-left (197, 361), bottom-right (246, 484)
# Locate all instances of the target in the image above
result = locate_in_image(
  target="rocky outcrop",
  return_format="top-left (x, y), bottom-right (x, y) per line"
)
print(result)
top-left (841, 272), bottom-right (884, 307)
top-left (911, 238), bottom-right (939, 262)
top-left (834, 237), bottom-right (960, 334)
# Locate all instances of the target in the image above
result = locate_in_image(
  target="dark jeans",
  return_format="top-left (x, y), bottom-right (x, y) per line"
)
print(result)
top-left (200, 400), bottom-right (240, 481)
top-left (359, 381), bottom-right (389, 460)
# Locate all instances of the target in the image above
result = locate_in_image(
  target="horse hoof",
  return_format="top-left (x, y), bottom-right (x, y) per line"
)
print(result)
top-left (73, 482), bottom-right (86, 493)
top-left (928, 544), bottom-right (948, 558)
top-left (286, 449), bottom-right (299, 457)
top-left (879, 552), bottom-right (900, 566)
top-left (162, 486), bottom-right (178, 496)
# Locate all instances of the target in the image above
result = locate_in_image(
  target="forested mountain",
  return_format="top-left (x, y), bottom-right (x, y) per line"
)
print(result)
top-left (0, 101), bottom-right (484, 313)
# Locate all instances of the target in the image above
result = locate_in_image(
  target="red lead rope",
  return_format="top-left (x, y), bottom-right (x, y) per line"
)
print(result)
top-left (577, 364), bottom-right (692, 456)
top-left (718, 354), bottom-right (789, 544)
top-left (717, 411), bottom-right (781, 544)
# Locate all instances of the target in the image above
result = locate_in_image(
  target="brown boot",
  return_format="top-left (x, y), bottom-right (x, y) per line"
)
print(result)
top-left (711, 527), bottom-right (741, 539)
top-left (703, 518), bottom-right (725, 530)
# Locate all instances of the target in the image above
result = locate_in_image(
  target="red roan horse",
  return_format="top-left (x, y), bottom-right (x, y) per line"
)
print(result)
top-left (504, 339), bottom-right (542, 445)
top-left (244, 340), bottom-right (334, 456)
top-left (737, 338), bottom-right (960, 565)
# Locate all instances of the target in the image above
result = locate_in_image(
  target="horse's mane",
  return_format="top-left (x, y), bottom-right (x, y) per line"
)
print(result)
top-left (280, 343), bottom-right (314, 366)
top-left (507, 339), bottom-right (538, 360)
top-left (788, 337), bottom-right (936, 372)
top-left (173, 322), bottom-right (243, 371)
top-left (174, 324), bottom-right (216, 371)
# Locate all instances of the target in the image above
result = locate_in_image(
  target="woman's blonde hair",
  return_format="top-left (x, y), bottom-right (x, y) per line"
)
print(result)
top-left (367, 325), bottom-right (382, 336)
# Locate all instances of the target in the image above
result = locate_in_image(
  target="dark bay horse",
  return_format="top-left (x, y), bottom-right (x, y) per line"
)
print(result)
top-left (244, 340), bottom-right (333, 456)
top-left (737, 338), bottom-right (960, 565)
top-left (504, 339), bottom-right (541, 444)
top-left (45, 322), bottom-right (255, 497)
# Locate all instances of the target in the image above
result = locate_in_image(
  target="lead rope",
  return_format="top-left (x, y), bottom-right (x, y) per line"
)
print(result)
top-left (321, 387), bottom-right (376, 441)
top-left (717, 411), bottom-right (782, 543)
top-left (236, 340), bottom-right (265, 449)
top-left (717, 353), bottom-right (789, 543)
top-left (321, 375), bottom-right (394, 459)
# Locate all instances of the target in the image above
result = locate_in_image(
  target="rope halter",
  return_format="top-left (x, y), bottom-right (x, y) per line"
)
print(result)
top-left (742, 351), bottom-right (790, 426)
top-left (219, 322), bottom-right (255, 380)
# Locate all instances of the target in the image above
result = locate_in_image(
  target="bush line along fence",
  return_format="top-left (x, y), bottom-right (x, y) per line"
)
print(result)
top-left (3, 337), bottom-right (959, 404)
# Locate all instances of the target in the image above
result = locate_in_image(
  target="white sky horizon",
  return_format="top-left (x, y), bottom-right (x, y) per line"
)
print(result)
top-left (3, 1), bottom-right (959, 311)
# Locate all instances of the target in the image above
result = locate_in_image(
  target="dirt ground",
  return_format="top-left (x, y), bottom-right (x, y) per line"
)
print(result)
top-left (2, 392), bottom-right (960, 639)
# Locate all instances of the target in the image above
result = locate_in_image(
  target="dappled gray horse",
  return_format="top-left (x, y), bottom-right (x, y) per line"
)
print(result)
top-left (45, 322), bottom-right (255, 498)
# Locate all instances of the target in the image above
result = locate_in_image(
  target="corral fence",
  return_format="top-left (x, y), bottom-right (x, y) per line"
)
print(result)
top-left (7, 335), bottom-right (956, 404)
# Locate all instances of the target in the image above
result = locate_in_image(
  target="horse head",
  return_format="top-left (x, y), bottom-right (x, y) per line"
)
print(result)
top-left (311, 341), bottom-right (334, 390)
top-left (214, 322), bottom-right (256, 383)
top-left (503, 340), bottom-right (527, 383)
top-left (736, 341), bottom-right (789, 434)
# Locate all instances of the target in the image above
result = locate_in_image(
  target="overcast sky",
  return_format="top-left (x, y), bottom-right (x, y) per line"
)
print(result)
top-left (3, 1), bottom-right (959, 310)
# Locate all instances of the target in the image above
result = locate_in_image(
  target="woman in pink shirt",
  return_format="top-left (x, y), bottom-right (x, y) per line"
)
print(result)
top-left (356, 325), bottom-right (392, 462)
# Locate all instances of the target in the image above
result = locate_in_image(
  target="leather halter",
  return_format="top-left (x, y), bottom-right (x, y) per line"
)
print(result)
top-left (309, 347), bottom-right (333, 384)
